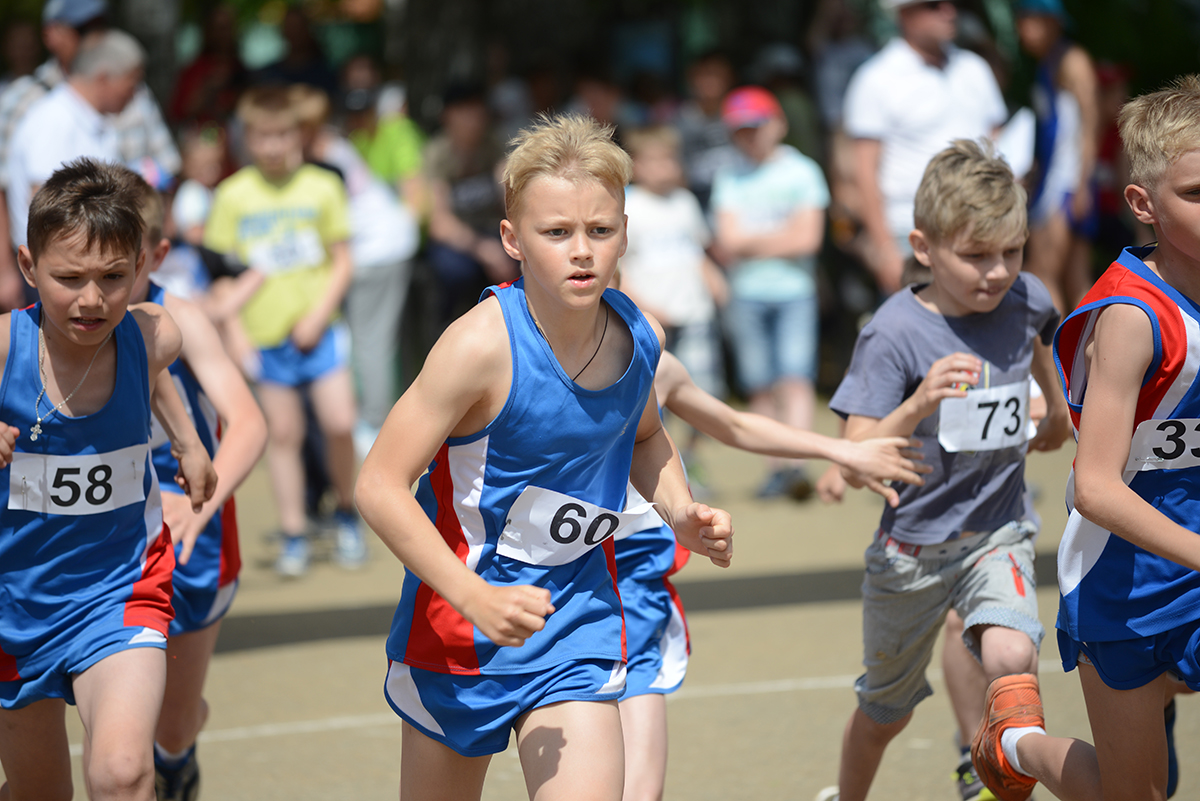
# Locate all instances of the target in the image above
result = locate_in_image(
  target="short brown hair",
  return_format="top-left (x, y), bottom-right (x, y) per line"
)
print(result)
top-left (27, 158), bottom-right (144, 262)
top-left (913, 139), bottom-right (1027, 246)
top-left (1119, 74), bottom-right (1200, 191)
top-left (503, 113), bottom-right (632, 220)
top-left (237, 85), bottom-right (299, 129)
top-left (115, 165), bottom-right (164, 244)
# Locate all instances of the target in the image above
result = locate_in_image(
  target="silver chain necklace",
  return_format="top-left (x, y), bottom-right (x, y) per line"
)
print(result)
top-left (30, 317), bottom-right (113, 442)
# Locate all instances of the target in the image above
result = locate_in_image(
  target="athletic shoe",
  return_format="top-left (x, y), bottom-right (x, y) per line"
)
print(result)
top-left (154, 746), bottom-right (200, 801)
top-left (757, 467), bottom-right (808, 499)
top-left (275, 534), bottom-right (310, 578)
top-left (1166, 698), bottom-right (1179, 799)
top-left (971, 673), bottom-right (1042, 801)
top-left (332, 509), bottom-right (369, 569)
top-left (814, 787), bottom-right (840, 801)
top-left (955, 753), bottom-right (998, 801)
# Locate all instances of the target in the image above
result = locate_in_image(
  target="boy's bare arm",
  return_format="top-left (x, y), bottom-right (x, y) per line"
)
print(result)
top-left (292, 240), bottom-right (353, 351)
top-left (656, 351), bottom-right (925, 504)
top-left (162, 295), bottom-right (268, 563)
top-left (1074, 304), bottom-right (1200, 572)
top-left (1028, 339), bottom-right (1071, 452)
top-left (356, 300), bottom-right (554, 646)
top-left (133, 304), bottom-right (217, 512)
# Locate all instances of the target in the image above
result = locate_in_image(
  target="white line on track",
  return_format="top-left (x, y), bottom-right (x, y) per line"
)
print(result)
top-left (67, 659), bottom-right (1062, 756)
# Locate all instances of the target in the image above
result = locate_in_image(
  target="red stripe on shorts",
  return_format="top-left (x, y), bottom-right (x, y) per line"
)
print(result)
top-left (123, 524), bottom-right (176, 634)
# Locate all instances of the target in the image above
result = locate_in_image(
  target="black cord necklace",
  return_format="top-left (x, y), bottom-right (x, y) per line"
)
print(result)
top-left (533, 303), bottom-right (610, 382)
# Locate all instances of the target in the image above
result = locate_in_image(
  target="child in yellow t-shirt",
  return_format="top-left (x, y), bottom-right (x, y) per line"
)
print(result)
top-left (204, 86), bottom-right (364, 577)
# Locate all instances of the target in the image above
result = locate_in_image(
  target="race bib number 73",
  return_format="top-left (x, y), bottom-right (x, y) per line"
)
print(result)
top-left (938, 381), bottom-right (1030, 453)
top-left (1125, 418), bottom-right (1200, 473)
top-left (497, 486), bottom-right (656, 567)
top-left (8, 445), bottom-right (147, 515)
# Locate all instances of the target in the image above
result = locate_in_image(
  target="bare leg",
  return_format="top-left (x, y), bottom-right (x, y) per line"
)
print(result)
top-left (977, 625), bottom-right (1039, 681)
top-left (1024, 213), bottom-right (1072, 315)
top-left (835, 708), bottom-right (912, 801)
top-left (399, 721), bottom-right (492, 801)
top-left (73, 647), bottom-right (167, 801)
top-left (777, 376), bottom-right (815, 471)
top-left (516, 700), bottom-right (624, 801)
top-left (156, 622), bottom-right (222, 753)
top-left (618, 694), bottom-right (668, 801)
top-left (1063, 233), bottom-right (1093, 314)
top-left (257, 383), bottom-right (308, 535)
top-left (941, 611), bottom-right (987, 747)
top-left (309, 367), bottom-right (359, 510)
top-left (0, 698), bottom-right (73, 801)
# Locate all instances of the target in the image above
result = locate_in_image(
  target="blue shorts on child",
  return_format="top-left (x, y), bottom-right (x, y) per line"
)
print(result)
top-left (384, 658), bottom-right (626, 756)
top-left (1058, 624), bottom-right (1200, 692)
top-left (258, 321), bottom-right (349, 387)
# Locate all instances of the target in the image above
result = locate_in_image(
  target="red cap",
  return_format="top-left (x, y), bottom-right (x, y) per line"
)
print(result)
top-left (721, 86), bottom-right (783, 129)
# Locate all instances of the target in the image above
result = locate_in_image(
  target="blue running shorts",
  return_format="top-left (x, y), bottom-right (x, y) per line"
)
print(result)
top-left (619, 577), bottom-right (690, 698)
top-left (1057, 620), bottom-right (1200, 692)
top-left (258, 322), bottom-right (349, 387)
top-left (383, 658), bottom-right (626, 757)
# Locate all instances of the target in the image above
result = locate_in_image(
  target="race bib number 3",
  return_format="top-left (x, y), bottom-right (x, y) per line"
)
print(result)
top-left (938, 382), bottom-right (1030, 453)
top-left (8, 445), bottom-right (147, 515)
top-left (1125, 418), bottom-right (1200, 473)
top-left (497, 486), bottom-right (656, 567)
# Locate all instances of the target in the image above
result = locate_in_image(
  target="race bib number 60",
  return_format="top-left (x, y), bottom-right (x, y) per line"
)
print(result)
top-left (938, 381), bottom-right (1030, 453)
top-left (497, 486), bottom-right (656, 567)
top-left (8, 445), bottom-right (147, 515)
top-left (1125, 418), bottom-right (1200, 473)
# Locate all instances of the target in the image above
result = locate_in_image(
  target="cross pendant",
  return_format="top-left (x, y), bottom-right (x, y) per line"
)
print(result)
top-left (30, 423), bottom-right (41, 442)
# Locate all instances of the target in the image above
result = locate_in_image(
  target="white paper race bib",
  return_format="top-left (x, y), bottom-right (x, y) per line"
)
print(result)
top-left (938, 381), bottom-right (1030, 453)
top-left (496, 486), bottom-right (656, 566)
top-left (247, 229), bottom-right (325, 275)
top-left (1124, 418), bottom-right (1200, 473)
top-left (8, 445), bottom-right (147, 515)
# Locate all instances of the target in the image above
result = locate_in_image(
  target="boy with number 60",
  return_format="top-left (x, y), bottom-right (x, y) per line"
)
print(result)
top-left (815, 140), bottom-right (1070, 801)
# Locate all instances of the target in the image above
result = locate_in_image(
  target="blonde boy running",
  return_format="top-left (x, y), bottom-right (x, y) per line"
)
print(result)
top-left (971, 74), bottom-right (1200, 801)
top-left (356, 114), bottom-right (732, 801)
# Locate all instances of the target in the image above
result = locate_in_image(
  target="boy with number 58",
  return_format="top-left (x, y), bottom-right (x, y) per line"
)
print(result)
top-left (816, 140), bottom-right (1070, 801)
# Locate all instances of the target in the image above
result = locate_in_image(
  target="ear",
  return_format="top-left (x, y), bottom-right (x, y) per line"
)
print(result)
top-left (500, 218), bottom-right (522, 262)
top-left (909, 229), bottom-right (933, 267)
top-left (133, 245), bottom-right (147, 277)
top-left (1124, 183), bottom-right (1156, 226)
top-left (16, 246), bottom-right (36, 288)
top-left (618, 214), bottom-right (628, 259)
top-left (150, 237), bottom-right (171, 272)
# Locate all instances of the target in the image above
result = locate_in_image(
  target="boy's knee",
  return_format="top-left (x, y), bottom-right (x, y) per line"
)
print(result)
top-left (978, 626), bottom-right (1039, 679)
top-left (85, 749), bottom-right (153, 799)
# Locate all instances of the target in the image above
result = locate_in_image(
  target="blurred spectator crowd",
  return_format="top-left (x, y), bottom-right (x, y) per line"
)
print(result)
top-left (0, 0), bottom-right (1144, 502)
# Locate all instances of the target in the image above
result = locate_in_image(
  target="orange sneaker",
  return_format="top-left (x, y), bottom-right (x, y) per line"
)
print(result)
top-left (970, 673), bottom-right (1043, 801)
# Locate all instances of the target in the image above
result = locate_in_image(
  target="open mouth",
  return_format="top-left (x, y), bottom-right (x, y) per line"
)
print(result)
top-left (71, 317), bottom-right (106, 331)
top-left (568, 272), bottom-right (596, 286)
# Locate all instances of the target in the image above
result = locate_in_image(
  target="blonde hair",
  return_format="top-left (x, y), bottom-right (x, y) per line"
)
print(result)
top-left (289, 84), bottom-right (331, 130)
top-left (236, 85), bottom-right (298, 129)
top-left (1119, 74), bottom-right (1200, 190)
top-left (503, 113), bottom-right (632, 220)
top-left (913, 139), bottom-right (1027, 246)
top-left (623, 125), bottom-right (681, 158)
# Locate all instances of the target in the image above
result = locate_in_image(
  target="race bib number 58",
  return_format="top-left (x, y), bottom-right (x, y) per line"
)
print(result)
top-left (938, 381), bottom-right (1030, 453)
top-left (8, 445), bottom-right (147, 515)
top-left (497, 486), bottom-right (656, 567)
top-left (1125, 418), bottom-right (1200, 473)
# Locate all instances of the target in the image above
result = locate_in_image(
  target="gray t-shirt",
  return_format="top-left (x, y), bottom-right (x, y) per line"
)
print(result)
top-left (830, 274), bottom-right (1059, 544)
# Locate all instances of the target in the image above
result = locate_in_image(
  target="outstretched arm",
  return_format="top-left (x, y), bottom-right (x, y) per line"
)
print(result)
top-left (655, 352), bottom-right (926, 506)
top-left (1073, 304), bottom-right (1200, 572)
top-left (161, 295), bottom-right (268, 563)
top-left (1028, 339), bottom-right (1070, 452)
